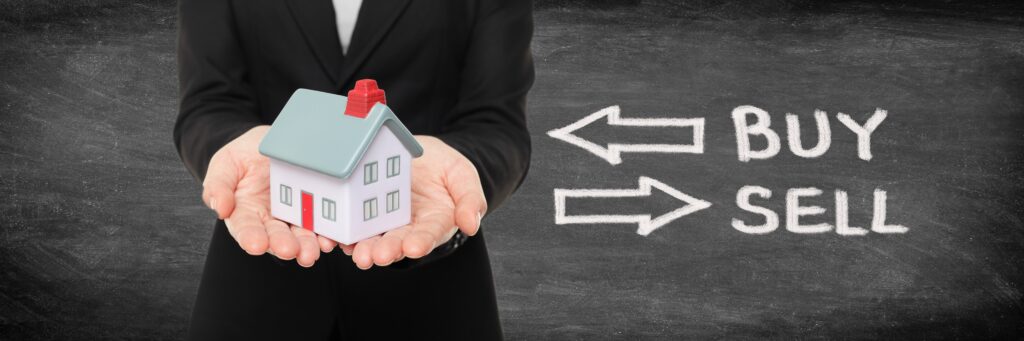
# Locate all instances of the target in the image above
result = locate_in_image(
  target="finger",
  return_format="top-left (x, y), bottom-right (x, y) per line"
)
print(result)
top-left (265, 219), bottom-right (298, 260)
top-left (202, 154), bottom-right (240, 219)
top-left (402, 213), bottom-right (454, 259)
top-left (446, 167), bottom-right (488, 236)
top-left (317, 236), bottom-right (337, 253)
top-left (373, 228), bottom-right (411, 266)
top-left (352, 236), bottom-right (381, 270)
top-left (224, 210), bottom-right (269, 256)
top-left (339, 243), bottom-right (355, 256)
top-left (453, 195), bottom-right (486, 236)
top-left (291, 226), bottom-right (320, 268)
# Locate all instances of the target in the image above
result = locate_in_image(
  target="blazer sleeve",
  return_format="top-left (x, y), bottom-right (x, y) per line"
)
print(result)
top-left (436, 0), bottom-right (535, 213)
top-left (174, 0), bottom-right (263, 182)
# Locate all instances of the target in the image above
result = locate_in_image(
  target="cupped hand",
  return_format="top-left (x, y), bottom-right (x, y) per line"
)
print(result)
top-left (343, 136), bottom-right (488, 270)
top-left (202, 125), bottom-right (337, 267)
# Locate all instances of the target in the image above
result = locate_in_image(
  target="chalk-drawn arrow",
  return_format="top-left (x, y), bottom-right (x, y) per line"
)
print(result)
top-left (546, 105), bottom-right (704, 165)
top-left (554, 176), bottom-right (712, 236)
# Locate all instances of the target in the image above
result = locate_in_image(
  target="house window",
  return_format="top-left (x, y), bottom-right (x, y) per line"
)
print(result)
top-left (386, 190), bottom-right (399, 213)
top-left (363, 197), bottom-right (378, 221)
top-left (280, 184), bottom-right (293, 206)
top-left (364, 162), bottom-right (378, 185)
top-left (386, 156), bottom-right (400, 178)
top-left (322, 198), bottom-right (336, 221)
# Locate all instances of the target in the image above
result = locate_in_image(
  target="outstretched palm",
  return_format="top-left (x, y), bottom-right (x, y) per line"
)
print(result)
top-left (345, 136), bottom-right (487, 269)
top-left (204, 126), bottom-right (337, 267)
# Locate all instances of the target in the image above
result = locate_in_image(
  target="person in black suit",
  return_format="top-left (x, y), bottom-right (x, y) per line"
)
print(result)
top-left (174, 0), bottom-right (534, 339)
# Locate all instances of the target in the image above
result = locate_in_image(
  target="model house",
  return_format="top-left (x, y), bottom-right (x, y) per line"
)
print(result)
top-left (258, 80), bottom-right (423, 245)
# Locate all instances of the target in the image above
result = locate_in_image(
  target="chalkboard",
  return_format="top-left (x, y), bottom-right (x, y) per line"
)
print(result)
top-left (1, 0), bottom-right (1023, 339)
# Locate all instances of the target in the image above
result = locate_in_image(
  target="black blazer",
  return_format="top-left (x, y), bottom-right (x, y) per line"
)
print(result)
top-left (174, 0), bottom-right (534, 212)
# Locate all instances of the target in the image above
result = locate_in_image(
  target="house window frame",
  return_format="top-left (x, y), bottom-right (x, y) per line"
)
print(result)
top-left (363, 197), bottom-right (378, 221)
top-left (364, 161), bottom-right (378, 185)
top-left (386, 190), bottom-right (399, 213)
top-left (280, 184), bottom-right (293, 206)
top-left (322, 198), bottom-right (336, 221)
top-left (386, 155), bottom-right (400, 178)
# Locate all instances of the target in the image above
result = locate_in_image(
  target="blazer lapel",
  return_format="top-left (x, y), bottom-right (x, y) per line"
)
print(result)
top-left (336, 0), bottom-right (413, 90)
top-left (284, 0), bottom-right (345, 85)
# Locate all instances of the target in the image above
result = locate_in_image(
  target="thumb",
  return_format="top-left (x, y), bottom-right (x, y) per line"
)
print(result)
top-left (202, 154), bottom-right (239, 219)
top-left (447, 167), bottom-right (487, 236)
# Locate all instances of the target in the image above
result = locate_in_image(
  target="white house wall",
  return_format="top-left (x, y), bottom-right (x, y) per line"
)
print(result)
top-left (269, 158), bottom-right (350, 242)
top-left (344, 125), bottom-right (413, 243)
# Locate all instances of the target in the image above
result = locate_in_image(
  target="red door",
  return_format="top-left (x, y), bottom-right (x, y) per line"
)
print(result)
top-left (301, 191), bottom-right (314, 231)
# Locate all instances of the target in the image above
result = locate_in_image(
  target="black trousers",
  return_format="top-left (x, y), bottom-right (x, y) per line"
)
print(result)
top-left (187, 221), bottom-right (503, 340)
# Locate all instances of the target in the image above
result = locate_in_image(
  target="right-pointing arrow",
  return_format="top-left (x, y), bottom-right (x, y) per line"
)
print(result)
top-left (546, 105), bottom-right (704, 165)
top-left (553, 176), bottom-right (712, 236)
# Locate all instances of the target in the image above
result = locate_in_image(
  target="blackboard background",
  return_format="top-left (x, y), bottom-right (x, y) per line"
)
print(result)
top-left (1, 0), bottom-right (1023, 339)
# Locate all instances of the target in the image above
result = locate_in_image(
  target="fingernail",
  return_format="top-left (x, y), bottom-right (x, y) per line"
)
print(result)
top-left (477, 212), bottom-right (483, 226)
top-left (209, 198), bottom-right (218, 211)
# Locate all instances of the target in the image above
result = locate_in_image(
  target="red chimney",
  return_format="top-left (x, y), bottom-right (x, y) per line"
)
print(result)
top-left (344, 79), bottom-right (387, 118)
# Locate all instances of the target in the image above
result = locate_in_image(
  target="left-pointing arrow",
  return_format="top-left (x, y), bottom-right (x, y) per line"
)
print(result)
top-left (546, 105), bottom-right (704, 165)
top-left (553, 176), bottom-right (712, 236)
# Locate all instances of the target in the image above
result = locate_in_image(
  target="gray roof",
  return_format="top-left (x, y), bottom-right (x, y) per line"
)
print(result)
top-left (258, 89), bottom-right (423, 179)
